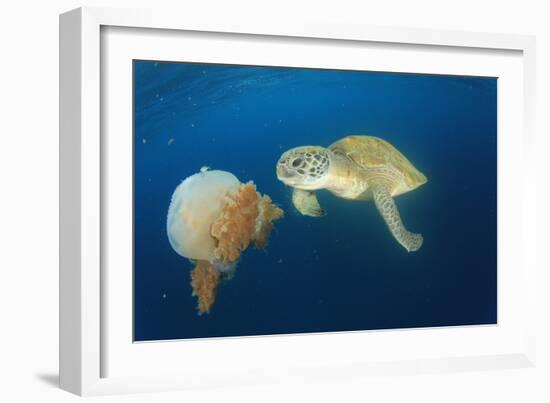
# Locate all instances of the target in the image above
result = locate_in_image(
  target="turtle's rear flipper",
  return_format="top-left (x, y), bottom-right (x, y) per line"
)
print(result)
top-left (292, 189), bottom-right (326, 217)
top-left (371, 183), bottom-right (423, 252)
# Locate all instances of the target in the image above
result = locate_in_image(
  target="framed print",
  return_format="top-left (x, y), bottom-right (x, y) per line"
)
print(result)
top-left (59, 7), bottom-right (538, 396)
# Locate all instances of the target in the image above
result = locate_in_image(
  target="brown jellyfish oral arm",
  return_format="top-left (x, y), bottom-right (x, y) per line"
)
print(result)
top-left (211, 182), bottom-right (259, 264)
top-left (251, 192), bottom-right (284, 248)
top-left (190, 260), bottom-right (221, 315)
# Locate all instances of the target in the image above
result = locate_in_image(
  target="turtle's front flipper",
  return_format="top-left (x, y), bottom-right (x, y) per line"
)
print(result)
top-left (371, 184), bottom-right (423, 252)
top-left (292, 188), bottom-right (326, 217)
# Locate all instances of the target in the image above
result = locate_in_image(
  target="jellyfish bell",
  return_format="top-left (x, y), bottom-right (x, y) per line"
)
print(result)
top-left (167, 168), bottom-right (284, 314)
top-left (167, 170), bottom-right (240, 266)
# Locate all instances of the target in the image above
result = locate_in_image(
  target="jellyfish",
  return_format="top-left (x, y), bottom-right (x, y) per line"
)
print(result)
top-left (167, 169), bottom-right (284, 314)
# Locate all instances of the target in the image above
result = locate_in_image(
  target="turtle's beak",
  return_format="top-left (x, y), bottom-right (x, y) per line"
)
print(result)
top-left (276, 164), bottom-right (290, 180)
top-left (276, 163), bottom-right (297, 184)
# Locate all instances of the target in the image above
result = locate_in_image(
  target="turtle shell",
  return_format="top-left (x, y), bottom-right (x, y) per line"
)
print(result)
top-left (328, 135), bottom-right (427, 190)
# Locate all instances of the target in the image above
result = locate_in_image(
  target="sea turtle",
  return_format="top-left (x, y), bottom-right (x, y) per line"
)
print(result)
top-left (276, 135), bottom-right (427, 252)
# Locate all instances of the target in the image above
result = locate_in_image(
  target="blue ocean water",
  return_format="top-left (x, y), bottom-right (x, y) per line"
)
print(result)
top-left (133, 60), bottom-right (497, 342)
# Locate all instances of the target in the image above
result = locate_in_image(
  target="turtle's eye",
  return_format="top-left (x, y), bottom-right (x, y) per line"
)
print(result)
top-left (292, 158), bottom-right (303, 168)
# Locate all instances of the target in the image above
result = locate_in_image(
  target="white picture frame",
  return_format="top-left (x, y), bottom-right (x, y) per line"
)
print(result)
top-left (59, 6), bottom-right (537, 396)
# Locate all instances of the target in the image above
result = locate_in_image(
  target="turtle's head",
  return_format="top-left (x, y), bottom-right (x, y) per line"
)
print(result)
top-left (276, 146), bottom-right (330, 190)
